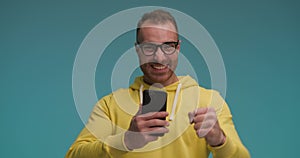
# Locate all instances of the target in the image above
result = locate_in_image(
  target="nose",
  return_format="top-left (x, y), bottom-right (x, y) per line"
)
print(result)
top-left (153, 47), bottom-right (167, 63)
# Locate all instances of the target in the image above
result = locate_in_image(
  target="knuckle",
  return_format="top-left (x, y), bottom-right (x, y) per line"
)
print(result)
top-left (136, 122), bottom-right (144, 128)
top-left (153, 119), bottom-right (159, 125)
top-left (194, 124), bottom-right (199, 130)
top-left (135, 116), bottom-right (142, 121)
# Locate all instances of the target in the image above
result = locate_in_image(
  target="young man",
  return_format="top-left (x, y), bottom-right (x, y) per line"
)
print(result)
top-left (66, 10), bottom-right (250, 158)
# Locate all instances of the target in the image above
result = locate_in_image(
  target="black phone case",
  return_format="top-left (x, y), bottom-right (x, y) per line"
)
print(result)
top-left (142, 90), bottom-right (167, 115)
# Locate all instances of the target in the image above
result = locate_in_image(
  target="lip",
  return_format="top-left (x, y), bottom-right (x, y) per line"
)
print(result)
top-left (149, 63), bottom-right (169, 73)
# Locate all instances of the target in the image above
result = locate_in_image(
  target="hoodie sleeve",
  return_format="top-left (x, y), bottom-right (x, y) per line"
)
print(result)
top-left (65, 95), bottom-right (130, 158)
top-left (207, 90), bottom-right (250, 158)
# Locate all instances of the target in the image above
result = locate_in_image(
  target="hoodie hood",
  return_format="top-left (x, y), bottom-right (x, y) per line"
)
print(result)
top-left (129, 75), bottom-right (198, 91)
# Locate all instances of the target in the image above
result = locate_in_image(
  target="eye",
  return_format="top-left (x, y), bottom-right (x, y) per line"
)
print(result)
top-left (141, 44), bottom-right (156, 55)
top-left (166, 43), bottom-right (176, 48)
top-left (162, 43), bottom-right (176, 51)
top-left (142, 44), bottom-right (155, 51)
top-left (162, 44), bottom-right (172, 50)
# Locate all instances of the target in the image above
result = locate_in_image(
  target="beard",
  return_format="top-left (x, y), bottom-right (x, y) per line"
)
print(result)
top-left (140, 62), bottom-right (178, 86)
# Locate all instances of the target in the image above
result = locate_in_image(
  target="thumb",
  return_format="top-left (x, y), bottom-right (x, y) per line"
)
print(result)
top-left (188, 108), bottom-right (198, 124)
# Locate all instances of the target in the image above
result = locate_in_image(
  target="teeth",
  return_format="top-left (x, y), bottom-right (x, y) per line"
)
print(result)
top-left (152, 65), bottom-right (167, 70)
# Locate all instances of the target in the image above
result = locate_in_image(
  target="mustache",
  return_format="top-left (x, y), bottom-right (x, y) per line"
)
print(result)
top-left (139, 62), bottom-right (176, 71)
top-left (139, 61), bottom-right (169, 66)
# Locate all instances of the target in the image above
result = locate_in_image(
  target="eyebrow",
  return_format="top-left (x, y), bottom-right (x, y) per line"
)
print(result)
top-left (162, 41), bottom-right (178, 44)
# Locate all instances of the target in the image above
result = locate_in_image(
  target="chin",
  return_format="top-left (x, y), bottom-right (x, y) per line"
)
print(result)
top-left (145, 73), bottom-right (175, 85)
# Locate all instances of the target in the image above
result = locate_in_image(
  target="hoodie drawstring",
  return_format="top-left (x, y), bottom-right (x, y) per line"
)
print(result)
top-left (139, 84), bottom-right (144, 105)
top-left (139, 83), bottom-right (182, 121)
top-left (169, 83), bottom-right (181, 121)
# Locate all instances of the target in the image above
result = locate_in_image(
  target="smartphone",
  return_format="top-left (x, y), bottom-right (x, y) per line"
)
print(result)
top-left (142, 90), bottom-right (167, 120)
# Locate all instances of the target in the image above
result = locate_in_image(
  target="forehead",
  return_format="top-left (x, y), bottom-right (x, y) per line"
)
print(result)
top-left (139, 21), bottom-right (178, 43)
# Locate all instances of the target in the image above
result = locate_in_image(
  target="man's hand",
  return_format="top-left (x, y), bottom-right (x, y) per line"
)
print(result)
top-left (124, 108), bottom-right (169, 150)
top-left (188, 107), bottom-right (226, 147)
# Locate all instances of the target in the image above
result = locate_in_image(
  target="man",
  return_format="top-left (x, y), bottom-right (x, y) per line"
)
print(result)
top-left (66, 9), bottom-right (250, 157)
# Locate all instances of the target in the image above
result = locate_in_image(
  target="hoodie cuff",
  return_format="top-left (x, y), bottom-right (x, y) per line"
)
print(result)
top-left (207, 135), bottom-right (237, 156)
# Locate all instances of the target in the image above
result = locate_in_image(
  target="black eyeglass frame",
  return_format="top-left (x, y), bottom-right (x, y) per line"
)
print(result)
top-left (136, 41), bottom-right (179, 56)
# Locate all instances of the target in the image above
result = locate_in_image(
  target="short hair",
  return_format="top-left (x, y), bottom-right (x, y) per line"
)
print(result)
top-left (136, 9), bottom-right (178, 43)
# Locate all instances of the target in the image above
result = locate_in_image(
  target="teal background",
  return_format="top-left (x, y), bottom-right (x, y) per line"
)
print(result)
top-left (1, 0), bottom-right (299, 157)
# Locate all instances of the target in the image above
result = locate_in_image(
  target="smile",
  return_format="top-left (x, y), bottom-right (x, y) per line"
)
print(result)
top-left (151, 64), bottom-right (168, 70)
top-left (149, 63), bottom-right (169, 70)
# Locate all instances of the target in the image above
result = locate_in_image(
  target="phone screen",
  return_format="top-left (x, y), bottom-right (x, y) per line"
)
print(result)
top-left (142, 90), bottom-right (167, 116)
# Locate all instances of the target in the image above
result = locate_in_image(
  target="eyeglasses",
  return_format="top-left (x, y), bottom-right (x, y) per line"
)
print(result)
top-left (136, 41), bottom-right (179, 56)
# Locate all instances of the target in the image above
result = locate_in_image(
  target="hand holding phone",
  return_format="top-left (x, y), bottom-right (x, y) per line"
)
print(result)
top-left (142, 90), bottom-right (168, 136)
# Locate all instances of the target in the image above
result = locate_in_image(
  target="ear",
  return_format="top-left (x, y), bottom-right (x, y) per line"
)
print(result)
top-left (176, 40), bottom-right (181, 52)
top-left (135, 42), bottom-right (139, 53)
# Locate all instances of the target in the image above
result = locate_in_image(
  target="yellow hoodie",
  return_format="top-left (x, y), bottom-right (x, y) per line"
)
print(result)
top-left (66, 76), bottom-right (250, 158)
